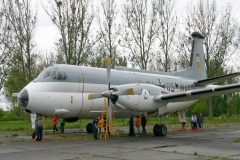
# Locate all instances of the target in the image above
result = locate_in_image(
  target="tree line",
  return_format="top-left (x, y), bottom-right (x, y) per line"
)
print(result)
top-left (0, 0), bottom-right (240, 119)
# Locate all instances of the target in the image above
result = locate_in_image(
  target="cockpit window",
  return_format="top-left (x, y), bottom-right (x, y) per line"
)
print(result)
top-left (43, 71), bottom-right (51, 78)
top-left (58, 71), bottom-right (63, 79)
top-left (50, 71), bottom-right (57, 79)
top-left (62, 72), bottom-right (67, 79)
top-left (50, 71), bottom-right (67, 80)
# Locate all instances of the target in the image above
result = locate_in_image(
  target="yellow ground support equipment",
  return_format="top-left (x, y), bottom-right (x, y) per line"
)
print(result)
top-left (99, 98), bottom-right (119, 139)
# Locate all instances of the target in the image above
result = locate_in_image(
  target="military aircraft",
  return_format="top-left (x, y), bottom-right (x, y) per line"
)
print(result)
top-left (15, 32), bottom-right (240, 136)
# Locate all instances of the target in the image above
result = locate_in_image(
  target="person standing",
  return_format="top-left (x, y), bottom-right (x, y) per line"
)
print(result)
top-left (193, 114), bottom-right (197, 129)
top-left (128, 114), bottom-right (134, 137)
top-left (98, 116), bottom-right (103, 135)
top-left (135, 115), bottom-right (141, 136)
top-left (52, 117), bottom-right (58, 132)
top-left (199, 113), bottom-right (204, 129)
top-left (141, 114), bottom-right (147, 135)
top-left (190, 114), bottom-right (194, 129)
top-left (92, 116), bottom-right (99, 139)
top-left (60, 118), bottom-right (65, 133)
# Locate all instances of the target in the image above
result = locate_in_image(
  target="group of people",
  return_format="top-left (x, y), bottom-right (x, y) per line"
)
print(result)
top-left (190, 113), bottom-right (204, 129)
top-left (52, 117), bottom-right (65, 133)
top-left (91, 114), bottom-right (147, 139)
top-left (128, 114), bottom-right (147, 137)
top-left (92, 116), bottom-right (108, 139)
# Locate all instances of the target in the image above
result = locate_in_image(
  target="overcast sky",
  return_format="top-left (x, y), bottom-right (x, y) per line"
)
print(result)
top-left (34, 0), bottom-right (240, 52)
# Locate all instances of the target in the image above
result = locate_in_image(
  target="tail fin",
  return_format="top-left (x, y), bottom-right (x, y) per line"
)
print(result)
top-left (173, 32), bottom-right (206, 80)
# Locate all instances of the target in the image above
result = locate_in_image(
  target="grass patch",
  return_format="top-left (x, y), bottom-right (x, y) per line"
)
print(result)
top-left (11, 133), bottom-right (19, 137)
top-left (0, 117), bottom-right (240, 132)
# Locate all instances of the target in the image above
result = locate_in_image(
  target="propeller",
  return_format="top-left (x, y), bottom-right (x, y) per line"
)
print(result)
top-left (88, 58), bottom-right (134, 124)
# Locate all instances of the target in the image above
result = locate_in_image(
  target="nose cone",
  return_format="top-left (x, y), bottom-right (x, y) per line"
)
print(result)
top-left (18, 89), bottom-right (29, 108)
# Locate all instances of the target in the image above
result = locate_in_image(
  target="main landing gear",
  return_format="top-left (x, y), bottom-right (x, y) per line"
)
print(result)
top-left (153, 115), bottom-right (167, 136)
top-left (86, 117), bottom-right (168, 136)
top-left (153, 124), bottom-right (167, 136)
top-left (86, 123), bottom-right (93, 133)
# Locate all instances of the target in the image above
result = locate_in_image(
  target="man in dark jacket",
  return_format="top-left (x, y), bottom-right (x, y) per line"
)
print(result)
top-left (92, 116), bottom-right (99, 139)
top-left (128, 114), bottom-right (134, 136)
top-left (141, 114), bottom-right (147, 135)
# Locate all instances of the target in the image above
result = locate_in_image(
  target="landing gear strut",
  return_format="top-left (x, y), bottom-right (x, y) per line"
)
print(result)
top-left (153, 115), bottom-right (167, 136)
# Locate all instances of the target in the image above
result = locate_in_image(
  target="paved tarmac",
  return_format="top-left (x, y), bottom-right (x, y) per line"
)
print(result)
top-left (0, 126), bottom-right (240, 160)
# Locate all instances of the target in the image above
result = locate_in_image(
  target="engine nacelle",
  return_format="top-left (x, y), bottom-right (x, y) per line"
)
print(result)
top-left (115, 84), bottom-right (169, 112)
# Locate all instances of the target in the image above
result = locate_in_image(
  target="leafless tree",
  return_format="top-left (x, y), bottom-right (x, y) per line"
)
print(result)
top-left (118, 0), bottom-right (158, 69)
top-left (94, 0), bottom-right (119, 68)
top-left (43, 0), bottom-right (98, 65)
top-left (152, 0), bottom-right (179, 72)
top-left (0, 8), bottom-right (12, 92)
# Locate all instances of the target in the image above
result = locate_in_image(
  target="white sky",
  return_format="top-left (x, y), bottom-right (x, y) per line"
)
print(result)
top-left (35, 0), bottom-right (240, 52)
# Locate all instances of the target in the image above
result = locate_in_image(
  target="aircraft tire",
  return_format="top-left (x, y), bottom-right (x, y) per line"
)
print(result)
top-left (153, 124), bottom-right (160, 136)
top-left (86, 123), bottom-right (93, 133)
top-left (159, 124), bottom-right (167, 136)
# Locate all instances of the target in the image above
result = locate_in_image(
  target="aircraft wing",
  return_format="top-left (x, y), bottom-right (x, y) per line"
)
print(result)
top-left (196, 72), bottom-right (240, 85)
top-left (153, 83), bottom-right (240, 102)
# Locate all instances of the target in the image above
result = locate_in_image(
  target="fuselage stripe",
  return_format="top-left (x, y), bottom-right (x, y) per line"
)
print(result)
top-left (77, 68), bottom-right (85, 117)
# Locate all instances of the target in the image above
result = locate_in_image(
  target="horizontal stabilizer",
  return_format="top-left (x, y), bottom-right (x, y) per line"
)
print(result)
top-left (153, 83), bottom-right (240, 102)
top-left (196, 72), bottom-right (240, 85)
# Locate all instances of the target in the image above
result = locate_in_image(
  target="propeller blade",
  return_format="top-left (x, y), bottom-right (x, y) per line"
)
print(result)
top-left (106, 58), bottom-right (112, 124)
top-left (88, 93), bottom-right (103, 100)
top-left (106, 58), bottom-right (111, 90)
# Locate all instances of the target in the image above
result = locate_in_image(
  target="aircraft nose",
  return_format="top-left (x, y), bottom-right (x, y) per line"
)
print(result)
top-left (18, 89), bottom-right (29, 108)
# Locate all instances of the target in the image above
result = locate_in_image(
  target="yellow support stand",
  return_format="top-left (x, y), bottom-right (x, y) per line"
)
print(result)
top-left (99, 98), bottom-right (119, 139)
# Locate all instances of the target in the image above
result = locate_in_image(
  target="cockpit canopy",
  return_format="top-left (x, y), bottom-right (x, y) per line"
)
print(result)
top-left (39, 70), bottom-right (67, 80)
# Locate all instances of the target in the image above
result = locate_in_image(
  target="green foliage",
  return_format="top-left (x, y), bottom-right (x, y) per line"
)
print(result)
top-left (0, 108), bottom-right (4, 118)
top-left (4, 69), bottom-right (26, 105)
top-left (227, 93), bottom-right (240, 116)
top-left (0, 108), bottom-right (29, 121)
top-left (192, 103), bottom-right (207, 115)
top-left (186, 100), bottom-right (208, 117)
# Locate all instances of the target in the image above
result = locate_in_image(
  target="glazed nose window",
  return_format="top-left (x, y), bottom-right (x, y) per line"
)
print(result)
top-left (18, 89), bottom-right (29, 108)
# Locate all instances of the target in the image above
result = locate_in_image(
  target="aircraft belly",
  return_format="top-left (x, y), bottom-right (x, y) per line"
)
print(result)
top-left (166, 100), bottom-right (198, 113)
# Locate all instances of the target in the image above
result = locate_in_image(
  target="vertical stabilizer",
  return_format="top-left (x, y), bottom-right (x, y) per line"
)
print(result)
top-left (173, 32), bottom-right (206, 80)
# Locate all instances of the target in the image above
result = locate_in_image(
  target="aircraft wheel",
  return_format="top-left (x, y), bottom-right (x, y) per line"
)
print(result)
top-left (159, 124), bottom-right (167, 136)
top-left (32, 130), bottom-right (36, 139)
top-left (153, 124), bottom-right (160, 136)
top-left (86, 123), bottom-right (93, 133)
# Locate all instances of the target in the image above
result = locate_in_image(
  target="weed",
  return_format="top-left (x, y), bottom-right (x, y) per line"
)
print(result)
top-left (11, 133), bottom-right (19, 137)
